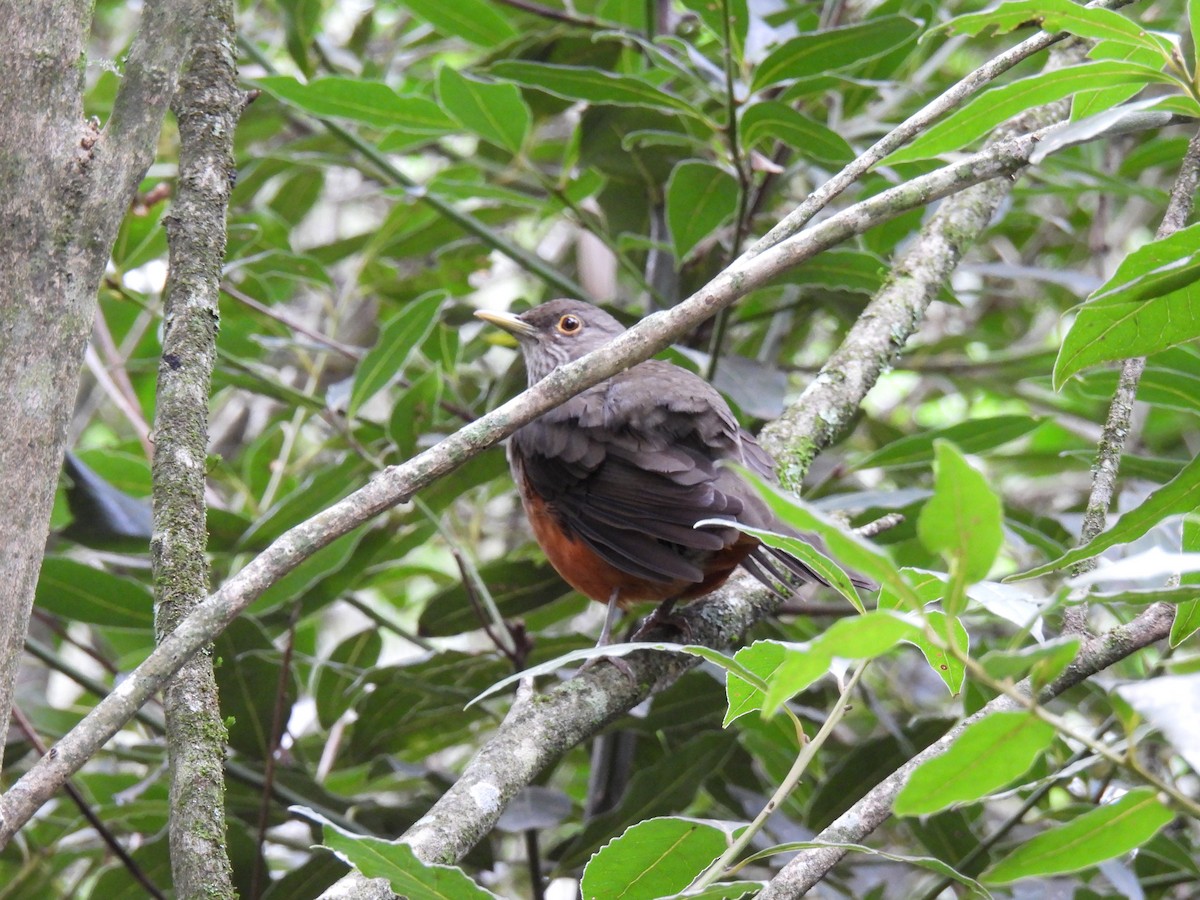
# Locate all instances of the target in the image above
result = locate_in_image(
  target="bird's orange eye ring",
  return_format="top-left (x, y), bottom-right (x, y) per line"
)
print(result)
top-left (557, 314), bottom-right (583, 334)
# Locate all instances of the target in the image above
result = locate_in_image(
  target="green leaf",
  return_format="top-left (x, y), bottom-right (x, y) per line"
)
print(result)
top-left (752, 16), bottom-right (922, 91)
top-left (303, 809), bottom-right (502, 897)
top-left (1054, 223), bottom-right (1200, 387)
top-left (739, 101), bottom-right (853, 164)
top-left (253, 76), bottom-right (454, 131)
top-left (1172, 510), bottom-right (1200, 646)
top-left (980, 637), bottom-right (1080, 689)
top-left (761, 612), bottom-right (922, 714)
top-left (1011, 452), bottom-right (1200, 580)
top-left (946, 0), bottom-right (1173, 59)
top-left (315, 629), bottom-right (382, 729)
top-left (906, 611), bottom-right (969, 695)
top-left (241, 456), bottom-right (367, 547)
top-left (895, 712), bottom-right (1056, 815)
top-left (665, 161), bottom-right (739, 260)
top-left (1074, 40), bottom-right (1167, 121)
top-left (768, 247), bottom-right (887, 294)
top-left (402, 0), bottom-right (519, 47)
top-left (982, 788), bottom-right (1174, 883)
top-left (857, 416), bottom-right (1041, 470)
top-left (886, 61), bottom-right (1177, 164)
top-left (725, 640), bottom-right (790, 726)
top-left (739, 469), bottom-right (923, 609)
top-left (701, 520), bottom-right (863, 611)
top-left (418, 559), bottom-right (571, 636)
top-left (488, 61), bottom-right (699, 115)
top-left (581, 817), bottom-right (735, 900)
top-left (558, 735), bottom-right (736, 870)
top-left (35, 558), bottom-right (154, 629)
top-left (349, 291), bottom-right (445, 418)
top-left (917, 441), bottom-right (1004, 609)
top-left (437, 68), bottom-right (530, 154)
top-left (1076, 362), bottom-right (1200, 414)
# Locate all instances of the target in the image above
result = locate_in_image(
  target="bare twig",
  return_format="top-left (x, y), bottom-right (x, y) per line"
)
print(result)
top-left (10, 705), bottom-right (167, 900)
top-left (742, 0), bottom-right (1135, 256)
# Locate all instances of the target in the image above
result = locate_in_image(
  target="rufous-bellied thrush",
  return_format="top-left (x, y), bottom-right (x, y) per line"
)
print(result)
top-left (477, 299), bottom-right (838, 644)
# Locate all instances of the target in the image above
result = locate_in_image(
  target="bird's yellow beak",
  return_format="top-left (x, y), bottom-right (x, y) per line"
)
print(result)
top-left (474, 309), bottom-right (538, 339)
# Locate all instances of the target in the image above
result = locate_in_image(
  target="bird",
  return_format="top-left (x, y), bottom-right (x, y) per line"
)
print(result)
top-left (475, 298), bottom-right (839, 645)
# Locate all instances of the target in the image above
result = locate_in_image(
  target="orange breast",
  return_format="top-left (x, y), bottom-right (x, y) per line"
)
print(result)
top-left (519, 478), bottom-right (757, 610)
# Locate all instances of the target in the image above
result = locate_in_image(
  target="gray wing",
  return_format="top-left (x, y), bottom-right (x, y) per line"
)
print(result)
top-left (511, 361), bottom-right (772, 584)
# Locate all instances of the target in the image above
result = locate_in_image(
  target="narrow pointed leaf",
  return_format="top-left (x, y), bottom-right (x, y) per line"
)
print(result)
top-left (1010, 453), bottom-right (1200, 580)
top-left (666, 161), bottom-right (739, 260)
top-left (349, 292), bottom-right (445, 418)
top-left (917, 441), bottom-right (1004, 589)
top-left (886, 61), bottom-right (1177, 164)
top-left (946, 0), bottom-right (1173, 59)
top-left (403, 0), bottom-right (519, 47)
top-left (301, 809), bottom-right (501, 898)
top-left (982, 788), bottom-right (1174, 883)
top-left (487, 61), bottom-right (699, 115)
top-left (254, 76), bottom-right (454, 131)
top-left (581, 817), bottom-right (736, 900)
top-left (857, 416), bottom-right (1040, 470)
top-left (1054, 222), bottom-right (1200, 387)
top-left (437, 68), bottom-right (530, 154)
top-left (752, 16), bottom-right (922, 90)
top-left (896, 712), bottom-right (1056, 815)
top-left (740, 101), bottom-right (853, 164)
top-left (35, 558), bottom-right (154, 629)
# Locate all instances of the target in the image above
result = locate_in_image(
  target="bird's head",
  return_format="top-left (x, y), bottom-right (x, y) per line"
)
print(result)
top-left (475, 299), bottom-right (627, 383)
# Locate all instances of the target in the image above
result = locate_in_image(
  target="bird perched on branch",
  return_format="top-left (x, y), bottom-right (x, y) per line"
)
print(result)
top-left (476, 299), bottom-right (845, 644)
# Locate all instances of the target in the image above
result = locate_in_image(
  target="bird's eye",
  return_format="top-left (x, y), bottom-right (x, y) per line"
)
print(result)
top-left (557, 314), bottom-right (583, 334)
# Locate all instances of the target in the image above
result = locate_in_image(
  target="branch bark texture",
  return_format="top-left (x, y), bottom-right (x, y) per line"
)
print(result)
top-left (151, 0), bottom-right (241, 895)
top-left (0, 0), bottom-right (202, 770)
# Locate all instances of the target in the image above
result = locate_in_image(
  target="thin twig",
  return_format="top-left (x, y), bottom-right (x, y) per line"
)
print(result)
top-left (252, 601), bottom-right (302, 898)
top-left (757, 603), bottom-right (1176, 897)
top-left (10, 705), bottom-right (167, 900)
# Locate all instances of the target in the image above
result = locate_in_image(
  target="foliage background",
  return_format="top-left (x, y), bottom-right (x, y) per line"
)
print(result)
top-left (4, 0), bottom-right (1200, 897)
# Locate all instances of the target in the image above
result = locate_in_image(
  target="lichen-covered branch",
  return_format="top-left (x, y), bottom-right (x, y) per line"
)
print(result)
top-left (0, 0), bottom-right (202, 771)
top-left (151, 0), bottom-right (242, 896)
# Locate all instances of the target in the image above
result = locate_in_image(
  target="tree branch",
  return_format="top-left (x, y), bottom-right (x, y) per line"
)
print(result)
top-left (151, 0), bottom-right (242, 895)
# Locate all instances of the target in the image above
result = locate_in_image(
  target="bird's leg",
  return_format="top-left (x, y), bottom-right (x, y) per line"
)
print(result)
top-left (596, 589), bottom-right (623, 647)
top-left (577, 589), bottom-right (637, 681)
